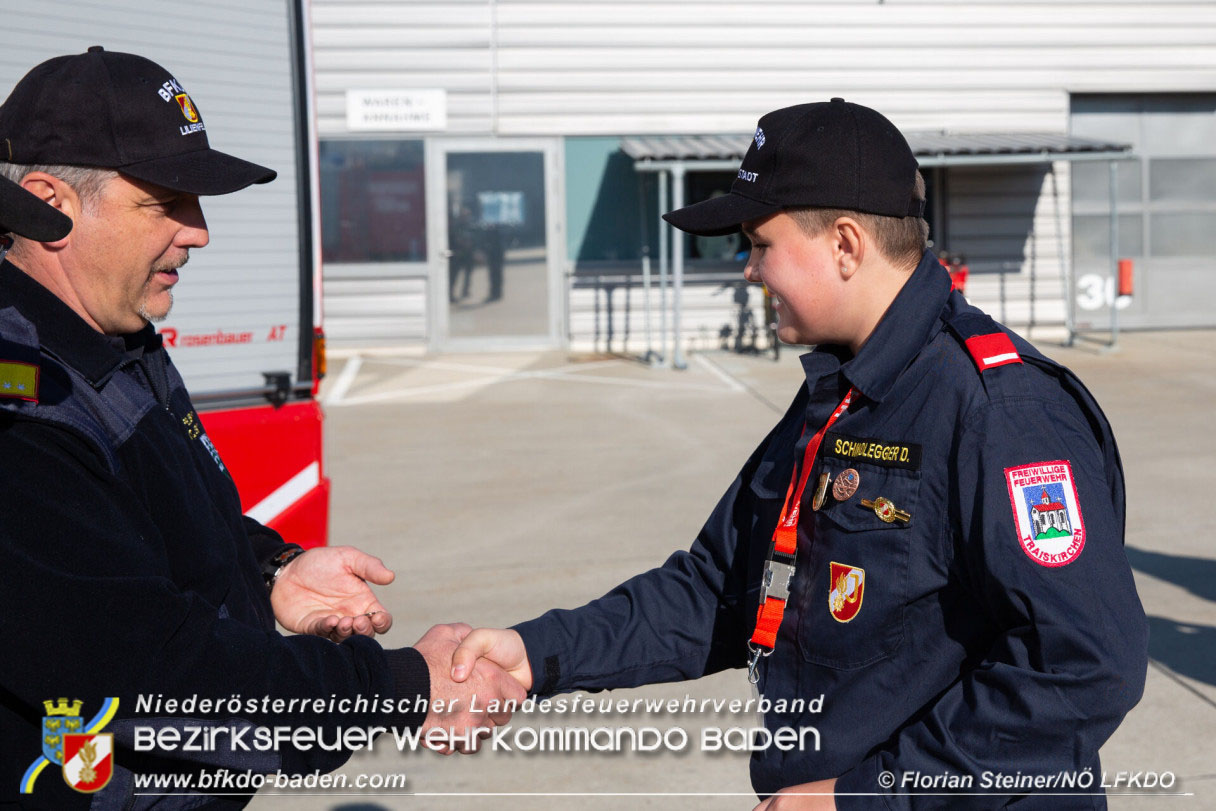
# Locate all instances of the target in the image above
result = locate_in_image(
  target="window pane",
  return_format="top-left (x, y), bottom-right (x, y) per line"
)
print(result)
top-left (446, 151), bottom-right (549, 338)
top-left (1150, 212), bottom-right (1216, 257)
top-left (320, 140), bottom-right (425, 263)
top-left (686, 171), bottom-right (742, 260)
top-left (1070, 159), bottom-right (1141, 205)
top-left (1149, 158), bottom-right (1216, 204)
top-left (1072, 214), bottom-right (1143, 259)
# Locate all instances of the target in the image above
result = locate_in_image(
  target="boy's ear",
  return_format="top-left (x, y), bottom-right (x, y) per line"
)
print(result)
top-left (833, 216), bottom-right (865, 278)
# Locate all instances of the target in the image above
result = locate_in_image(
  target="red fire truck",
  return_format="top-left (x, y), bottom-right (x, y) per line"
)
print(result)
top-left (5, 0), bottom-right (330, 547)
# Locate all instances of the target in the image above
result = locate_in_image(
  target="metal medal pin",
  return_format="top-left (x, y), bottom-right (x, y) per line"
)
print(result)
top-left (812, 472), bottom-right (831, 511)
top-left (860, 496), bottom-right (911, 524)
top-left (832, 468), bottom-right (860, 501)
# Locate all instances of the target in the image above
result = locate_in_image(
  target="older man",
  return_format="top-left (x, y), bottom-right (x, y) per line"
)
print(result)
top-left (0, 48), bottom-right (519, 808)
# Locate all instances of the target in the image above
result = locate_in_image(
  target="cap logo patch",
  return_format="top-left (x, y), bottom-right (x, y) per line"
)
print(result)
top-left (156, 78), bottom-right (206, 136)
top-left (754, 127), bottom-right (766, 149)
top-left (174, 94), bottom-right (199, 124)
top-left (1004, 460), bottom-right (1085, 567)
top-left (737, 169), bottom-right (759, 183)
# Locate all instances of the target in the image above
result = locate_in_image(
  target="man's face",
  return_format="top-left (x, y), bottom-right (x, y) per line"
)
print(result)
top-left (741, 212), bottom-right (846, 346)
top-left (64, 173), bottom-right (209, 335)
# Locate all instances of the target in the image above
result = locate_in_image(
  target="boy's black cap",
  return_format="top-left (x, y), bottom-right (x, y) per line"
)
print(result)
top-left (0, 176), bottom-right (71, 241)
top-left (0, 46), bottom-right (276, 196)
top-left (663, 99), bottom-right (923, 236)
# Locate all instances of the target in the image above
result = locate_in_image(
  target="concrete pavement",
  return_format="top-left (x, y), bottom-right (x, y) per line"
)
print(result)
top-left (252, 330), bottom-right (1216, 809)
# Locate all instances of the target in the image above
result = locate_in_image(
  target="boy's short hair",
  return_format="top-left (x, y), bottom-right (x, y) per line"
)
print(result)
top-left (787, 172), bottom-right (929, 269)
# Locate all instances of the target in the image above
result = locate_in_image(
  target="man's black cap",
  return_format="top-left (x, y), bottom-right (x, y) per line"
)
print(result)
top-left (0, 46), bottom-right (276, 195)
top-left (0, 175), bottom-right (72, 241)
top-left (663, 98), bottom-right (923, 236)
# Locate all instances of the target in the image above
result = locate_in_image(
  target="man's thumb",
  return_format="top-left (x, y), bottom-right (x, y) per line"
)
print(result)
top-left (348, 550), bottom-right (395, 585)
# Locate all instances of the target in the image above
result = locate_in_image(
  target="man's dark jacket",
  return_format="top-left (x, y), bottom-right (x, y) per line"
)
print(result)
top-left (0, 262), bottom-right (428, 808)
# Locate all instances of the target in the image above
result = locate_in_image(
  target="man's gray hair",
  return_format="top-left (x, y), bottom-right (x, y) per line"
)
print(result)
top-left (0, 163), bottom-right (117, 211)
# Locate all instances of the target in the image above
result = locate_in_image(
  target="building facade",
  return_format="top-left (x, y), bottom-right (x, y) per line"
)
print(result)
top-left (310, 0), bottom-right (1216, 352)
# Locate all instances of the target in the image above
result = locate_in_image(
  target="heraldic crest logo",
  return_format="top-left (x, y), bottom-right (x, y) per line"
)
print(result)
top-left (828, 562), bottom-right (865, 623)
top-left (21, 697), bottom-right (119, 795)
top-left (1004, 460), bottom-right (1086, 567)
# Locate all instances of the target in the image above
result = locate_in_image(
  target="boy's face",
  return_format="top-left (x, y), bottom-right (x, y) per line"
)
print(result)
top-left (742, 212), bottom-right (849, 347)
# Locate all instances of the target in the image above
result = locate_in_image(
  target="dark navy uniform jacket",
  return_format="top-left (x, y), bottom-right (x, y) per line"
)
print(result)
top-left (514, 251), bottom-right (1148, 809)
top-left (0, 262), bottom-right (427, 809)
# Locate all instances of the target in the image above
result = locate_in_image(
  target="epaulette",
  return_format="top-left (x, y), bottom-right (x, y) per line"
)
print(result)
top-left (944, 311), bottom-right (1023, 374)
top-left (942, 309), bottom-right (1033, 401)
top-left (944, 305), bottom-right (1126, 538)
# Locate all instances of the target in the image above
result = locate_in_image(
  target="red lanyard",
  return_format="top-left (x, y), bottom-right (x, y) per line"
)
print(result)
top-left (748, 388), bottom-right (854, 682)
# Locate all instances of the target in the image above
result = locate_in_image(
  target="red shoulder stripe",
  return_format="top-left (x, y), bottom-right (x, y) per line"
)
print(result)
top-left (964, 333), bottom-right (1022, 372)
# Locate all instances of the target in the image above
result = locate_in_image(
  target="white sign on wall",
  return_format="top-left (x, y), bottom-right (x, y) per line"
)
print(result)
top-left (345, 89), bottom-right (447, 131)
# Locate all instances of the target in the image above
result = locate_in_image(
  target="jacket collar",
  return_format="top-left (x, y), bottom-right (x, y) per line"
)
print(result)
top-left (0, 260), bottom-right (160, 388)
top-left (801, 249), bottom-right (952, 404)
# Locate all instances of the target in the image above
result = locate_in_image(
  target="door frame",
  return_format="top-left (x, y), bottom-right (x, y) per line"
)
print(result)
top-left (426, 136), bottom-right (566, 351)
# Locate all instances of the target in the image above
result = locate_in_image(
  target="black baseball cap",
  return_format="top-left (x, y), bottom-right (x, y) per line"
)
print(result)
top-left (0, 175), bottom-right (72, 241)
top-left (0, 46), bottom-right (276, 195)
top-left (663, 98), bottom-right (923, 236)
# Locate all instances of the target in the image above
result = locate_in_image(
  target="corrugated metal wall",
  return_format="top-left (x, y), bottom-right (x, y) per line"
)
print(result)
top-left (323, 274), bottom-right (428, 346)
top-left (312, 1), bottom-right (495, 136)
top-left (313, 1), bottom-right (1216, 137)
top-left (311, 0), bottom-right (1216, 349)
top-left (4, 0), bottom-right (306, 393)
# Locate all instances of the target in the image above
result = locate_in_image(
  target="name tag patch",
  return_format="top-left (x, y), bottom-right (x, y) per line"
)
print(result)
top-left (822, 432), bottom-right (921, 470)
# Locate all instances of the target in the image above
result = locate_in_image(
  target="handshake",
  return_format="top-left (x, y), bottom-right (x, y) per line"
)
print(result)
top-left (411, 623), bottom-right (531, 753)
top-left (266, 546), bottom-right (531, 753)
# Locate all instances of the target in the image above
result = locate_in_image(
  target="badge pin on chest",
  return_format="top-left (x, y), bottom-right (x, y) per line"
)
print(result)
top-left (832, 468), bottom-right (860, 501)
top-left (861, 496), bottom-right (912, 525)
top-left (812, 472), bottom-right (831, 511)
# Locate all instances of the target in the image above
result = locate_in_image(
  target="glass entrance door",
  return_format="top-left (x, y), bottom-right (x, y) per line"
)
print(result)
top-left (431, 142), bottom-right (560, 347)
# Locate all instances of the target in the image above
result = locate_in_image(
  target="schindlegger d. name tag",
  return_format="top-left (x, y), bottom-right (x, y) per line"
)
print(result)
top-left (822, 432), bottom-right (921, 470)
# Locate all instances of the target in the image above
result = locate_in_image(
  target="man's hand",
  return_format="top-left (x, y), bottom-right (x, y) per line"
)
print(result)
top-left (414, 623), bottom-right (528, 753)
top-left (450, 627), bottom-right (534, 692)
top-left (753, 779), bottom-right (837, 811)
top-left (270, 546), bottom-right (394, 642)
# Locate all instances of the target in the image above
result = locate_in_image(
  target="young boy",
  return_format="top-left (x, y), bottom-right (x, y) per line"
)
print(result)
top-left (452, 99), bottom-right (1147, 810)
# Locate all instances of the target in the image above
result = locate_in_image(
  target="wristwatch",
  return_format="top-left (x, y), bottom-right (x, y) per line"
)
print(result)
top-left (262, 543), bottom-right (306, 591)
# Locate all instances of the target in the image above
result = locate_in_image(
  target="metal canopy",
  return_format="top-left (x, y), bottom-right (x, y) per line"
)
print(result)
top-left (622, 131), bottom-right (1131, 167)
top-left (626, 131), bottom-right (1132, 368)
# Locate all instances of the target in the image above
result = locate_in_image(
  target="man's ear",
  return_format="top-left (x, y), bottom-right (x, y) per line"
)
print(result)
top-left (832, 216), bottom-right (865, 279)
top-left (19, 172), bottom-right (77, 249)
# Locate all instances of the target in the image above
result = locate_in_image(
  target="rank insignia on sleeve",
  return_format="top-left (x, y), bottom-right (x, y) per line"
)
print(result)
top-left (0, 360), bottom-right (38, 402)
top-left (828, 562), bottom-right (865, 622)
top-left (1004, 460), bottom-right (1086, 567)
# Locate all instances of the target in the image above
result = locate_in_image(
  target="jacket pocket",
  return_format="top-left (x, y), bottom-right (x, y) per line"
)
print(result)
top-left (796, 458), bottom-right (921, 669)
